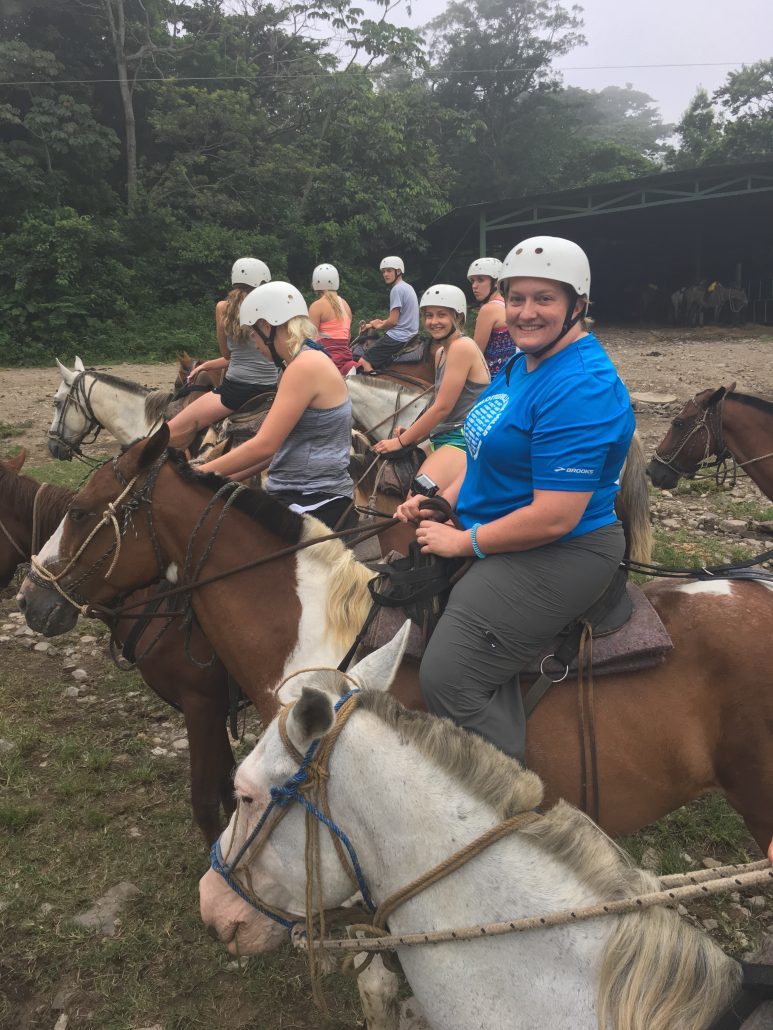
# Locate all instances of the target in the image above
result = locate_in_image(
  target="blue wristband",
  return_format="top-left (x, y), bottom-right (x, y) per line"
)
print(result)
top-left (470, 523), bottom-right (486, 559)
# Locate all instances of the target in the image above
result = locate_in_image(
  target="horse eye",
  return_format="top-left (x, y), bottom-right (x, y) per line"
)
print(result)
top-left (240, 796), bottom-right (253, 805)
top-left (672, 419), bottom-right (684, 429)
top-left (68, 508), bottom-right (86, 523)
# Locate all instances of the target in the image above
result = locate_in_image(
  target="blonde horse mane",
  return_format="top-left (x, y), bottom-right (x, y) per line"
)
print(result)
top-left (299, 517), bottom-right (374, 650)
top-left (343, 691), bottom-right (740, 1030)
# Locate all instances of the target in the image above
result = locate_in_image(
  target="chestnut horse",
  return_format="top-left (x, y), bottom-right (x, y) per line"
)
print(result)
top-left (648, 384), bottom-right (773, 500)
top-left (0, 452), bottom-right (236, 843)
top-left (17, 428), bottom-right (773, 849)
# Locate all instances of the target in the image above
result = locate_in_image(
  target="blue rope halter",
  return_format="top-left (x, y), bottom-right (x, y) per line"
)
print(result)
top-left (209, 690), bottom-right (376, 930)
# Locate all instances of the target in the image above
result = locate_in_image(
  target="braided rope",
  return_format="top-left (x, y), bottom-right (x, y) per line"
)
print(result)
top-left (293, 863), bottom-right (773, 955)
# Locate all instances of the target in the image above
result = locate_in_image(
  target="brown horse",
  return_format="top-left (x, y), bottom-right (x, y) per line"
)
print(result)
top-left (648, 384), bottom-right (773, 500)
top-left (0, 452), bottom-right (236, 844)
top-left (17, 427), bottom-right (773, 849)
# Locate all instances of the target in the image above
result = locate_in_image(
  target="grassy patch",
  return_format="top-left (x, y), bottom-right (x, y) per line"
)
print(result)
top-left (652, 526), bottom-right (756, 567)
top-left (24, 457), bottom-right (112, 491)
top-left (0, 419), bottom-right (33, 439)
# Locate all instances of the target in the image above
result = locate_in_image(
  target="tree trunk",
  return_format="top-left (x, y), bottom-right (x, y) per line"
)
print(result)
top-left (103, 0), bottom-right (138, 208)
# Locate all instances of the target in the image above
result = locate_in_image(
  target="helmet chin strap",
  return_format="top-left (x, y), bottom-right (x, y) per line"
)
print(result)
top-left (254, 324), bottom-right (285, 371)
top-left (479, 278), bottom-right (498, 305)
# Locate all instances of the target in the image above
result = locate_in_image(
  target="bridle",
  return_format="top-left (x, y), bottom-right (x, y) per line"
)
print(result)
top-left (28, 455), bottom-right (167, 613)
top-left (48, 371), bottom-right (103, 462)
top-left (651, 392), bottom-right (727, 479)
top-left (210, 687), bottom-right (376, 932)
top-left (652, 391), bottom-right (773, 481)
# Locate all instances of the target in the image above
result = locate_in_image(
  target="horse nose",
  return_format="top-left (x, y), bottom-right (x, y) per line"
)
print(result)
top-left (16, 591), bottom-right (27, 615)
top-left (206, 924), bottom-right (221, 941)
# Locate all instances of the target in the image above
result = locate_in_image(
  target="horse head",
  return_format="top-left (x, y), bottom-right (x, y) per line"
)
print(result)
top-left (0, 448), bottom-right (29, 585)
top-left (199, 624), bottom-right (411, 955)
top-left (17, 425), bottom-right (171, 636)
top-left (648, 383), bottom-right (736, 488)
top-left (49, 357), bottom-right (96, 460)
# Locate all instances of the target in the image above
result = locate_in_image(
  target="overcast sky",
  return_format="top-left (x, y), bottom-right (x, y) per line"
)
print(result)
top-left (359, 0), bottom-right (773, 124)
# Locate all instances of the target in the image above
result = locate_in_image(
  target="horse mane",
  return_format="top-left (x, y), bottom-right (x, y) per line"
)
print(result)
top-left (349, 374), bottom-right (426, 395)
top-left (144, 390), bottom-right (174, 424)
top-left (86, 369), bottom-right (151, 397)
top-left (728, 391), bottom-right (773, 416)
top-left (341, 690), bottom-right (740, 1030)
top-left (0, 463), bottom-right (73, 537)
top-left (166, 450), bottom-right (304, 544)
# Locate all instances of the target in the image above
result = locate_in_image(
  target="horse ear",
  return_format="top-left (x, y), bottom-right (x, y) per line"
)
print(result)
top-left (286, 687), bottom-right (335, 749)
top-left (55, 358), bottom-right (75, 386)
top-left (726, 381), bottom-right (737, 395)
top-left (347, 621), bottom-right (412, 693)
top-left (73, 355), bottom-right (86, 372)
top-left (7, 448), bottom-right (26, 472)
top-left (705, 386), bottom-right (728, 407)
top-left (139, 423), bottom-right (169, 467)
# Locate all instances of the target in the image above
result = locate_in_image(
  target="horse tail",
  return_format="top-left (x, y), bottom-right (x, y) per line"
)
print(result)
top-left (618, 431), bottom-right (652, 565)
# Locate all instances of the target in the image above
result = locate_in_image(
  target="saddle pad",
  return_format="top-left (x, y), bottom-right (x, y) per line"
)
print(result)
top-left (361, 583), bottom-right (673, 676)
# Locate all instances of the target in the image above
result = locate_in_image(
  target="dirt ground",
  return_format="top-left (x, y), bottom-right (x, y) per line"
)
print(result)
top-left (2, 326), bottom-right (773, 464)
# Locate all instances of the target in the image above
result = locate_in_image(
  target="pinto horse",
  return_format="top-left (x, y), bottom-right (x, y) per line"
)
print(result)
top-left (648, 384), bottom-right (773, 501)
top-left (17, 427), bottom-right (773, 849)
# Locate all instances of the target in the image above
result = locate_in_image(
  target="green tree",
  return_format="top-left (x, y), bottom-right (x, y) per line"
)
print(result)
top-left (670, 88), bottom-right (723, 168)
top-left (714, 58), bottom-right (773, 158)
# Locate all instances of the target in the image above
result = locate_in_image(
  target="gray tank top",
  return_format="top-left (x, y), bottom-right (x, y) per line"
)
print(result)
top-left (266, 396), bottom-right (354, 498)
top-left (431, 347), bottom-right (490, 438)
top-left (225, 335), bottom-right (278, 387)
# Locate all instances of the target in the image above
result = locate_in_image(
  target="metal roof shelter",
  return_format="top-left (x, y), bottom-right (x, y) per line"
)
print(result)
top-left (425, 159), bottom-right (773, 321)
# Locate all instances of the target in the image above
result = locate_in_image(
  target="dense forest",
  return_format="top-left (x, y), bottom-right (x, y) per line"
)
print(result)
top-left (1, 0), bottom-right (771, 364)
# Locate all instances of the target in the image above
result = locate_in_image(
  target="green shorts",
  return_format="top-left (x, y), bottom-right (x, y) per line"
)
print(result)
top-left (429, 426), bottom-right (466, 452)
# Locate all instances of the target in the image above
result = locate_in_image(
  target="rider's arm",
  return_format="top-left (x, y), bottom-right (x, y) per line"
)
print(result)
top-left (465, 490), bottom-right (592, 554)
top-left (472, 303), bottom-right (499, 353)
top-left (396, 345), bottom-right (473, 446)
top-left (215, 300), bottom-right (230, 361)
top-left (372, 307), bottom-right (400, 331)
top-left (197, 358), bottom-right (317, 477)
top-left (308, 298), bottom-right (324, 331)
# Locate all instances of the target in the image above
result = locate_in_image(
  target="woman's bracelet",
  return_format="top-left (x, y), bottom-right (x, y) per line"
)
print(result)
top-left (397, 431), bottom-right (407, 449)
top-left (470, 523), bottom-right (487, 559)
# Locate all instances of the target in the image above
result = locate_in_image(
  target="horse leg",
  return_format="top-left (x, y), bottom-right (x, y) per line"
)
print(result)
top-left (358, 955), bottom-right (401, 1030)
top-left (183, 692), bottom-right (235, 846)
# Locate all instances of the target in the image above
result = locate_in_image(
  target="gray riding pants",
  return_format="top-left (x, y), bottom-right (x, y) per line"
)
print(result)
top-left (419, 523), bottom-right (625, 764)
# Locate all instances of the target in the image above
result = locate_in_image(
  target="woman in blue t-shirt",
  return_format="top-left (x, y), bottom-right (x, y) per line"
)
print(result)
top-left (396, 236), bottom-right (635, 764)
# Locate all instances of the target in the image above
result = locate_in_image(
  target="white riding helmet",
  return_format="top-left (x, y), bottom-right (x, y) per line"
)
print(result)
top-left (467, 257), bottom-right (503, 281)
top-left (499, 237), bottom-right (591, 298)
top-left (312, 263), bottom-right (340, 291)
top-left (239, 281), bottom-right (309, 328)
top-left (231, 258), bottom-right (271, 288)
top-left (380, 256), bottom-right (405, 274)
top-left (419, 284), bottom-right (467, 319)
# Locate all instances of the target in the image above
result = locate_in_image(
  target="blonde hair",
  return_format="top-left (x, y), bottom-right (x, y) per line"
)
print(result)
top-left (320, 290), bottom-right (344, 320)
top-left (286, 315), bottom-right (320, 359)
top-left (222, 287), bottom-right (251, 343)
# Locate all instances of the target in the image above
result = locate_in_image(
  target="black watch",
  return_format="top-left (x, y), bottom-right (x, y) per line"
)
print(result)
top-left (411, 473), bottom-right (439, 497)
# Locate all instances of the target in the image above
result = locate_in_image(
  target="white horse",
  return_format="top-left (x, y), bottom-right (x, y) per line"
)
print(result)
top-left (49, 357), bottom-right (171, 459)
top-left (199, 628), bottom-right (741, 1030)
top-left (347, 374), bottom-right (432, 442)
